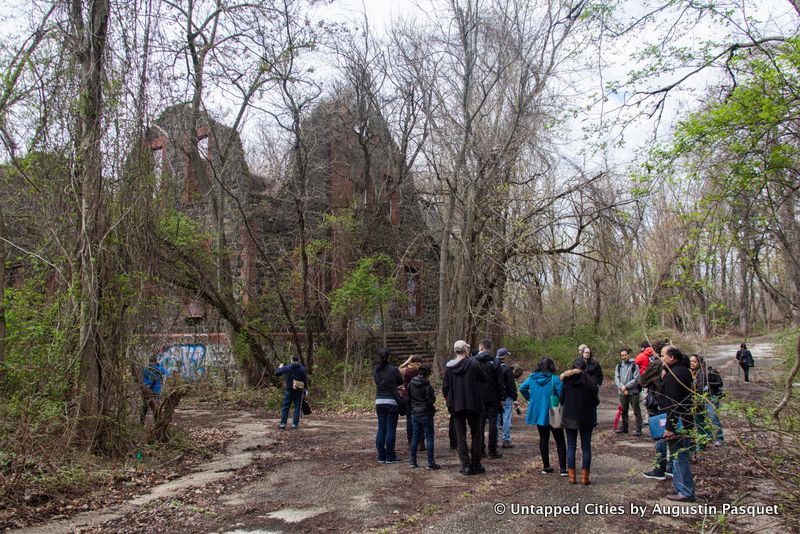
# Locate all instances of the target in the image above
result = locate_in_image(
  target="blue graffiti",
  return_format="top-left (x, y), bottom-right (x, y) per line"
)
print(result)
top-left (158, 344), bottom-right (206, 381)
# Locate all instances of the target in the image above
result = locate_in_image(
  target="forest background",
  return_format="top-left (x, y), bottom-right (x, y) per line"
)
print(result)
top-left (1, 0), bottom-right (800, 527)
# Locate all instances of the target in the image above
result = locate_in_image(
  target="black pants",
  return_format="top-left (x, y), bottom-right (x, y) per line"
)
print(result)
top-left (537, 425), bottom-right (566, 470)
top-left (479, 401), bottom-right (500, 454)
top-left (141, 391), bottom-right (159, 423)
top-left (453, 410), bottom-right (482, 469)
top-left (741, 365), bottom-right (750, 382)
top-left (449, 413), bottom-right (457, 448)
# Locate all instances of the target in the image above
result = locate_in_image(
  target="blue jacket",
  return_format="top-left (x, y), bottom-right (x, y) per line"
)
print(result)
top-left (519, 372), bottom-right (562, 426)
top-left (276, 362), bottom-right (308, 392)
top-left (143, 363), bottom-right (167, 395)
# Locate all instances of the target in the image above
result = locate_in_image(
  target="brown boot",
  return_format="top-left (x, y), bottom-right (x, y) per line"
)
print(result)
top-left (581, 469), bottom-right (591, 485)
top-left (567, 468), bottom-right (576, 484)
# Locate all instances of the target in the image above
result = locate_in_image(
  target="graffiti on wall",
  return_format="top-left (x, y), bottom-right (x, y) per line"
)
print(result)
top-left (158, 344), bottom-right (206, 381)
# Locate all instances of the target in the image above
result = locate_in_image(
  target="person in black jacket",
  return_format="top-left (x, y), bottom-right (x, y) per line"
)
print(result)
top-left (736, 343), bottom-right (754, 382)
top-left (660, 345), bottom-right (696, 502)
top-left (641, 339), bottom-right (672, 481)
top-left (442, 340), bottom-right (487, 475)
top-left (407, 365), bottom-right (440, 470)
top-left (400, 355), bottom-right (424, 451)
top-left (580, 346), bottom-right (603, 428)
top-left (496, 348), bottom-right (520, 448)
top-left (275, 355), bottom-right (308, 430)
top-left (560, 358), bottom-right (599, 485)
top-left (373, 347), bottom-right (404, 464)
top-left (475, 339), bottom-right (505, 458)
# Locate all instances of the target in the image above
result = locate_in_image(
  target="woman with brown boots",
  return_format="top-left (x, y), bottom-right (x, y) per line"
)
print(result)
top-left (560, 358), bottom-right (600, 485)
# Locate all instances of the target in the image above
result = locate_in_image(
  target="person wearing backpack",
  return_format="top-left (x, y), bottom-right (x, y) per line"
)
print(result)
top-left (496, 348), bottom-right (521, 448)
top-left (614, 348), bottom-right (642, 436)
top-left (276, 355), bottom-right (308, 430)
top-left (474, 339), bottom-right (505, 459)
top-left (736, 343), bottom-right (755, 382)
top-left (400, 355), bottom-right (425, 451)
top-left (640, 339), bottom-right (672, 481)
top-left (689, 354), bottom-right (724, 447)
top-left (407, 365), bottom-right (440, 470)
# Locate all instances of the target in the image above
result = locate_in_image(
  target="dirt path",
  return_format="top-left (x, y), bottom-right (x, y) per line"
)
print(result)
top-left (12, 339), bottom-right (789, 533)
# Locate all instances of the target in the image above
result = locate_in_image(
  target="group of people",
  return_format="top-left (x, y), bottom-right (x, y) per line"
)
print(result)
top-left (637, 340), bottom-right (730, 503)
top-left (370, 339), bottom-right (606, 485)
top-left (258, 335), bottom-right (748, 505)
top-left (367, 336), bottom-right (743, 503)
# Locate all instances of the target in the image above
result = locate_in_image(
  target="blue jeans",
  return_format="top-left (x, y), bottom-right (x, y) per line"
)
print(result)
top-left (500, 397), bottom-right (513, 442)
top-left (375, 404), bottom-right (400, 462)
top-left (654, 438), bottom-right (669, 473)
top-left (705, 398), bottom-right (724, 441)
top-left (565, 425), bottom-right (593, 470)
top-left (280, 390), bottom-right (303, 427)
top-left (410, 414), bottom-right (435, 466)
top-left (669, 435), bottom-right (695, 498)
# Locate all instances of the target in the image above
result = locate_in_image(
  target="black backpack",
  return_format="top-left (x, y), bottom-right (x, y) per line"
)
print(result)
top-left (707, 367), bottom-right (724, 394)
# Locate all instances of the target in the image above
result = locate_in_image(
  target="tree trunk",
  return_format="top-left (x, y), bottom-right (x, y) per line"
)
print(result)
top-left (72, 0), bottom-right (111, 451)
top-left (0, 203), bottom-right (6, 371)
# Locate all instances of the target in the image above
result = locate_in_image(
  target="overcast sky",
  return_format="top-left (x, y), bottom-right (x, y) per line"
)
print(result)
top-left (0, 0), bottom-right (797, 170)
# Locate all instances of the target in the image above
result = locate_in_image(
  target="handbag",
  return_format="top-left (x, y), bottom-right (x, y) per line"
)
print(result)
top-left (292, 379), bottom-right (305, 391)
top-left (302, 399), bottom-right (312, 415)
top-left (549, 375), bottom-right (563, 429)
top-left (645, 388), bottom-right (659, 411)
top-left (397, 395), bottom-right (409, 416)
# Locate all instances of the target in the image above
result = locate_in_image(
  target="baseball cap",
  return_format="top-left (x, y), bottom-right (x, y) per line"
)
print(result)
top-left (496, 348), bottom-right (510, 359)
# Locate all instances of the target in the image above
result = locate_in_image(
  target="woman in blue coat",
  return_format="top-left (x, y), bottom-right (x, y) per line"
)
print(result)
top-left (519, 358), bottom-right (566, 475)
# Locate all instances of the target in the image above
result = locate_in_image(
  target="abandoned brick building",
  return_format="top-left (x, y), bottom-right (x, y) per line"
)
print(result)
top-left (147, 99), bottom-right (439, 371)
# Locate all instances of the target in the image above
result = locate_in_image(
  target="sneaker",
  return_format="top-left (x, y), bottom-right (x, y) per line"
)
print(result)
top-left (459, 465), bottom-right (473, 476)
top-left (488, 451), bottom-right (503, 459)
top-left (409, 462), bottom-right (419, 468)
top-left (614, 429), bottom-right (627, 434)
top-left (291, 425), bottom-right (298, 429)
top-left (643, 470), bottom-right (667, 481)
top-left (541, 467), bottom-right (554, 474)
top-left (385, 457), bottom-right (403, 464)
top-left (502, 441), bottom-right (514, 449)
top-left (633, 430), bottom-right (643, 436)
top-left (377, 459), bottom-right (386, 464)
top-left (426, 463), bottom-right (441, 470)
top-left (665, 471), bottom-right (673, 479)
top-left (713, 440), bottom-right (723, 447)
top-left (279, 425), bottom-right (286, 430)
top-left (472, 464), bottom-right (486, 475)
top-left (560, 469), bottom-right (568, 477)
